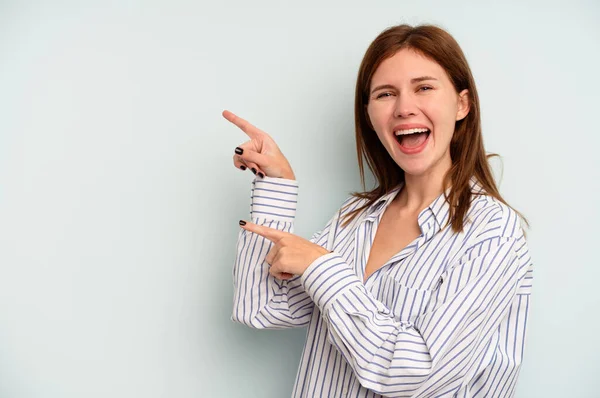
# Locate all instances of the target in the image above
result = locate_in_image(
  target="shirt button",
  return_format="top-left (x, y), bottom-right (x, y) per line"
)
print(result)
top-left (341, 388), bottom-right (348, 396)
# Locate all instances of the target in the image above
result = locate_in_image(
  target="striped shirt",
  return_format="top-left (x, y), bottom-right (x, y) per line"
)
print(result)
top-left (232, 176), bottom-right (533, 397)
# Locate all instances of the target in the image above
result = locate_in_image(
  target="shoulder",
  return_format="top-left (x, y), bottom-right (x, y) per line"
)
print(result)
top-left (466, 179), bottom-right (526, 240)
top-left (339, 195), bottom-right (370, 215)
top-left (438, 194), bottom-right (531, 278)
top-left (468, 194), bottom-right (525, 239)
top-left (331, 194), bottom-right (376, 231)
top-left (461, 194), bottom-right (533, 285)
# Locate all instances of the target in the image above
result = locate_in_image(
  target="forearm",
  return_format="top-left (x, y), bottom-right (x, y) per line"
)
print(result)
top-left (232, 176), bottom-right (313, 328)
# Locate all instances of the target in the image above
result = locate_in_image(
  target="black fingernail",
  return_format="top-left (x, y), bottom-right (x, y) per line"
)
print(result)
top-left (239, 220), bottom-right (246, 226)
top-left (251, 168), bottom-right (257, 175)
top-left (240, 165), bottom-right (246, 170)
top-left (257, 172), bottom-right (264, 178)
top-left (235, 147), bottom-right (243, 155)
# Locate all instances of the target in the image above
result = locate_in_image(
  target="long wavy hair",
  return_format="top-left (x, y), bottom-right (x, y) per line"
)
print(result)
top-left (342, 24), bottom-right (527, 232)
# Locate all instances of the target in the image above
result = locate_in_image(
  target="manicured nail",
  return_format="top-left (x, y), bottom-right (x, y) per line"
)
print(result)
top-left (239, 220), bottom-right (246, 226)
top-left (240, 165), bottom-right (246, 170)
top-left (257, 172), bottom-right (264, 178)
top-left (251, 168), bottom-right (257, 175)
top-left (235, 147), bottom-right (243, 155)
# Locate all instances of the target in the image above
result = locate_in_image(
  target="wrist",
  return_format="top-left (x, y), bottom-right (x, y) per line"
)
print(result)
top-left (279, 169), bottom-right (295, 180)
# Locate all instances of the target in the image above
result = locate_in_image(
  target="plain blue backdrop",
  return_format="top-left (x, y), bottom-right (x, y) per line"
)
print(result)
top-left (0, 0), bottom-right (599, 396)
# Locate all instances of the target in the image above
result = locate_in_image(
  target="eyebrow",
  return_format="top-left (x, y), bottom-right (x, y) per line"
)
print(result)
top-left (370, 76), bottom-right (438, 94)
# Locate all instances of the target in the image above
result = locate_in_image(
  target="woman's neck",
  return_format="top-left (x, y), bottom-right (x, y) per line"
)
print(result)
top-left (395, 167), bottom-right (449, 214)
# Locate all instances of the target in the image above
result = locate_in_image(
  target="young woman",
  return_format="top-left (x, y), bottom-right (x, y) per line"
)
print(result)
top-left (224, 24), bottom-right (533, 398)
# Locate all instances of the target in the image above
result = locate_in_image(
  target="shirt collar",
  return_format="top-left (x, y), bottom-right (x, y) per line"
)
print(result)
top-left (365, 185), bottom-right (402, 221)
top-left (365, 177), bottom-right (483, 236)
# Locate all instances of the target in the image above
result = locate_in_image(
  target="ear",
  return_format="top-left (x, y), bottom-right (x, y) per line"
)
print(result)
top-left (456, 89), bottom-right (470, 121)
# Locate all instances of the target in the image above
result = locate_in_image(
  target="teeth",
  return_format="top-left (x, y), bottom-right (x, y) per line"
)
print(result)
top-left (394, 128), bottom-right (429, 136)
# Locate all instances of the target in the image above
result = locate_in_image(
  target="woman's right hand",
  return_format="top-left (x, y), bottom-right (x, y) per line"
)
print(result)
top-left (223, 110), bottom-right (296, 180)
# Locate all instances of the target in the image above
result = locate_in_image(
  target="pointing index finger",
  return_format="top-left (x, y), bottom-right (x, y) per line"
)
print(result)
top-left (222, 110), bottom-right (261, 140)
top-left (240, 220), bottom-right (287, 243)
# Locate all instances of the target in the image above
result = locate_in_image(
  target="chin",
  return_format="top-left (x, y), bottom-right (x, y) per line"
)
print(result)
top-left (396, 149), bottom-right (451, 180)
top-left (402, 166), bottom-right (431, 177)
top-left (396, 158), bottom-right (432, 177)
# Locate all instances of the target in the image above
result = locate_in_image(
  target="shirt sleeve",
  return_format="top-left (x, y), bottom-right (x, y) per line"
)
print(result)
top-left (300, 233), bottom-right (531, 397)
top-left (231, 176), bottom-right (338, 329)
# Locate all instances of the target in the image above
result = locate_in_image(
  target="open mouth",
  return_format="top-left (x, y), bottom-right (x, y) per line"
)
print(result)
top-left (394, 128), bottom-right (431, 149)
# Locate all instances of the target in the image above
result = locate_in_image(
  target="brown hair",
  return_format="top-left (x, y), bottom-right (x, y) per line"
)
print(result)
top-left (342, 24), bottom-right (527, 232)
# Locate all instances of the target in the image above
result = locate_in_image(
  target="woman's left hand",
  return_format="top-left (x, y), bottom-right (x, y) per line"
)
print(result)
top-left (239, 220), bottom-right (330, 280)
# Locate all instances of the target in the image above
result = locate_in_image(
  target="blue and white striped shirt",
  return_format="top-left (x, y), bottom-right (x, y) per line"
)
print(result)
top-left (232, 176), bottom-right (533, 397)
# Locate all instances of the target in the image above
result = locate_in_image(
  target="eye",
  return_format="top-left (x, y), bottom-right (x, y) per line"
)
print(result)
top-left (376, 92), bottom-right (394, 99)
top-left (418, 85), bottom-right (433, 92)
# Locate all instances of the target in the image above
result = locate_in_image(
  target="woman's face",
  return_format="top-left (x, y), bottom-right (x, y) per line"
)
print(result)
top-left (366, 49), bottom-right (469, 178)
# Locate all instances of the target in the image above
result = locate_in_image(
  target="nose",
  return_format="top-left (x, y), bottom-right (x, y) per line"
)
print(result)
top-left (394, 92), bottom-right (418, 118)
